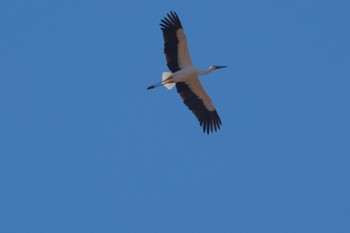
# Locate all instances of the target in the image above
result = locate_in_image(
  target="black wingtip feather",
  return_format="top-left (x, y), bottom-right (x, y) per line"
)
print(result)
top-left (176, 82), bottom-right (222, 134)
top-left (160, 11), bottom-right (183, 72)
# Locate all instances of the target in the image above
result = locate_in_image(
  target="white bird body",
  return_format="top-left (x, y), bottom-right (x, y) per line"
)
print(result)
top-left (169, 66), bottom-right (201, 82)
top-left (147, 11), bottom-right (227, 134)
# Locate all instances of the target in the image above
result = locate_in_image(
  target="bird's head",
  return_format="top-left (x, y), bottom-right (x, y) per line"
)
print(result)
top-left (210, 65), bottom-right (228, 70)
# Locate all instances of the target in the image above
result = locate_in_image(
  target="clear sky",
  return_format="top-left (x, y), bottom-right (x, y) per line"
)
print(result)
top-left (1, 0), bottom-right (350, 232)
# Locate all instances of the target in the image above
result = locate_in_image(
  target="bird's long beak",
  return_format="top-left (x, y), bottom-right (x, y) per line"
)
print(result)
top-left (215, 66), bottom-right (228, 69)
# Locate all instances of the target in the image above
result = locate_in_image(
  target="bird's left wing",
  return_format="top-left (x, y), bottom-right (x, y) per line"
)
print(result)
top-left (160, 11), bottom-right (193, 73)
top-left (176, 78), bottom-right (222, 134)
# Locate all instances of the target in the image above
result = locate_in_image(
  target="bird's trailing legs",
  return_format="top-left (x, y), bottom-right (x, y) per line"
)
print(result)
top-left (147, 78), bottom-right (173, 90)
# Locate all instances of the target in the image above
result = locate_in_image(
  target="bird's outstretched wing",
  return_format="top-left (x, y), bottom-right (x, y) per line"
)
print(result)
top-left (160, 11), bottom-right (193, 73)
top-left (176, 78), bottom-right (222, 134)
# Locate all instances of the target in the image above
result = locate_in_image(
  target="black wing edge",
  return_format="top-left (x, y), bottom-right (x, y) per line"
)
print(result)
top-left (160, 11), bottom-right (183, 73)
top-left (176, 82), bottom-right (222, 134)
top-left (160, 11), bottom-right (182, 31)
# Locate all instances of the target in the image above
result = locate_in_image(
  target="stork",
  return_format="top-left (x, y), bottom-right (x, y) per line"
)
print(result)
top-left (147, 11), bottom-right (227, 134)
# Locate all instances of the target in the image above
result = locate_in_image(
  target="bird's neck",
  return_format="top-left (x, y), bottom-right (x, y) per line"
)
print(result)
top-left (199, 67), bottom-right (215, 76)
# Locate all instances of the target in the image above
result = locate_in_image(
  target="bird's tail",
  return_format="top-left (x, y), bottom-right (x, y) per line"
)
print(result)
top-left (162, 72), bottom-right (175, 90)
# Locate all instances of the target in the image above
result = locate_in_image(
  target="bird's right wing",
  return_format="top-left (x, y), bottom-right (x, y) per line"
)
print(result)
top-left (176, 78), bottom-right (222, 134)
top-left (160, 11), bottom-right (193, 73)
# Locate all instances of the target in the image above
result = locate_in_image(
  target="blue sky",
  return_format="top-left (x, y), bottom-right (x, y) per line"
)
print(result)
top-left (1, 0), bottom-right (350, 232)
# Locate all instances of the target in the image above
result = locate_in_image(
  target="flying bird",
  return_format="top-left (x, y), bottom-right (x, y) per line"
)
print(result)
top-left (147, 11), bottom-right (227, 134)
